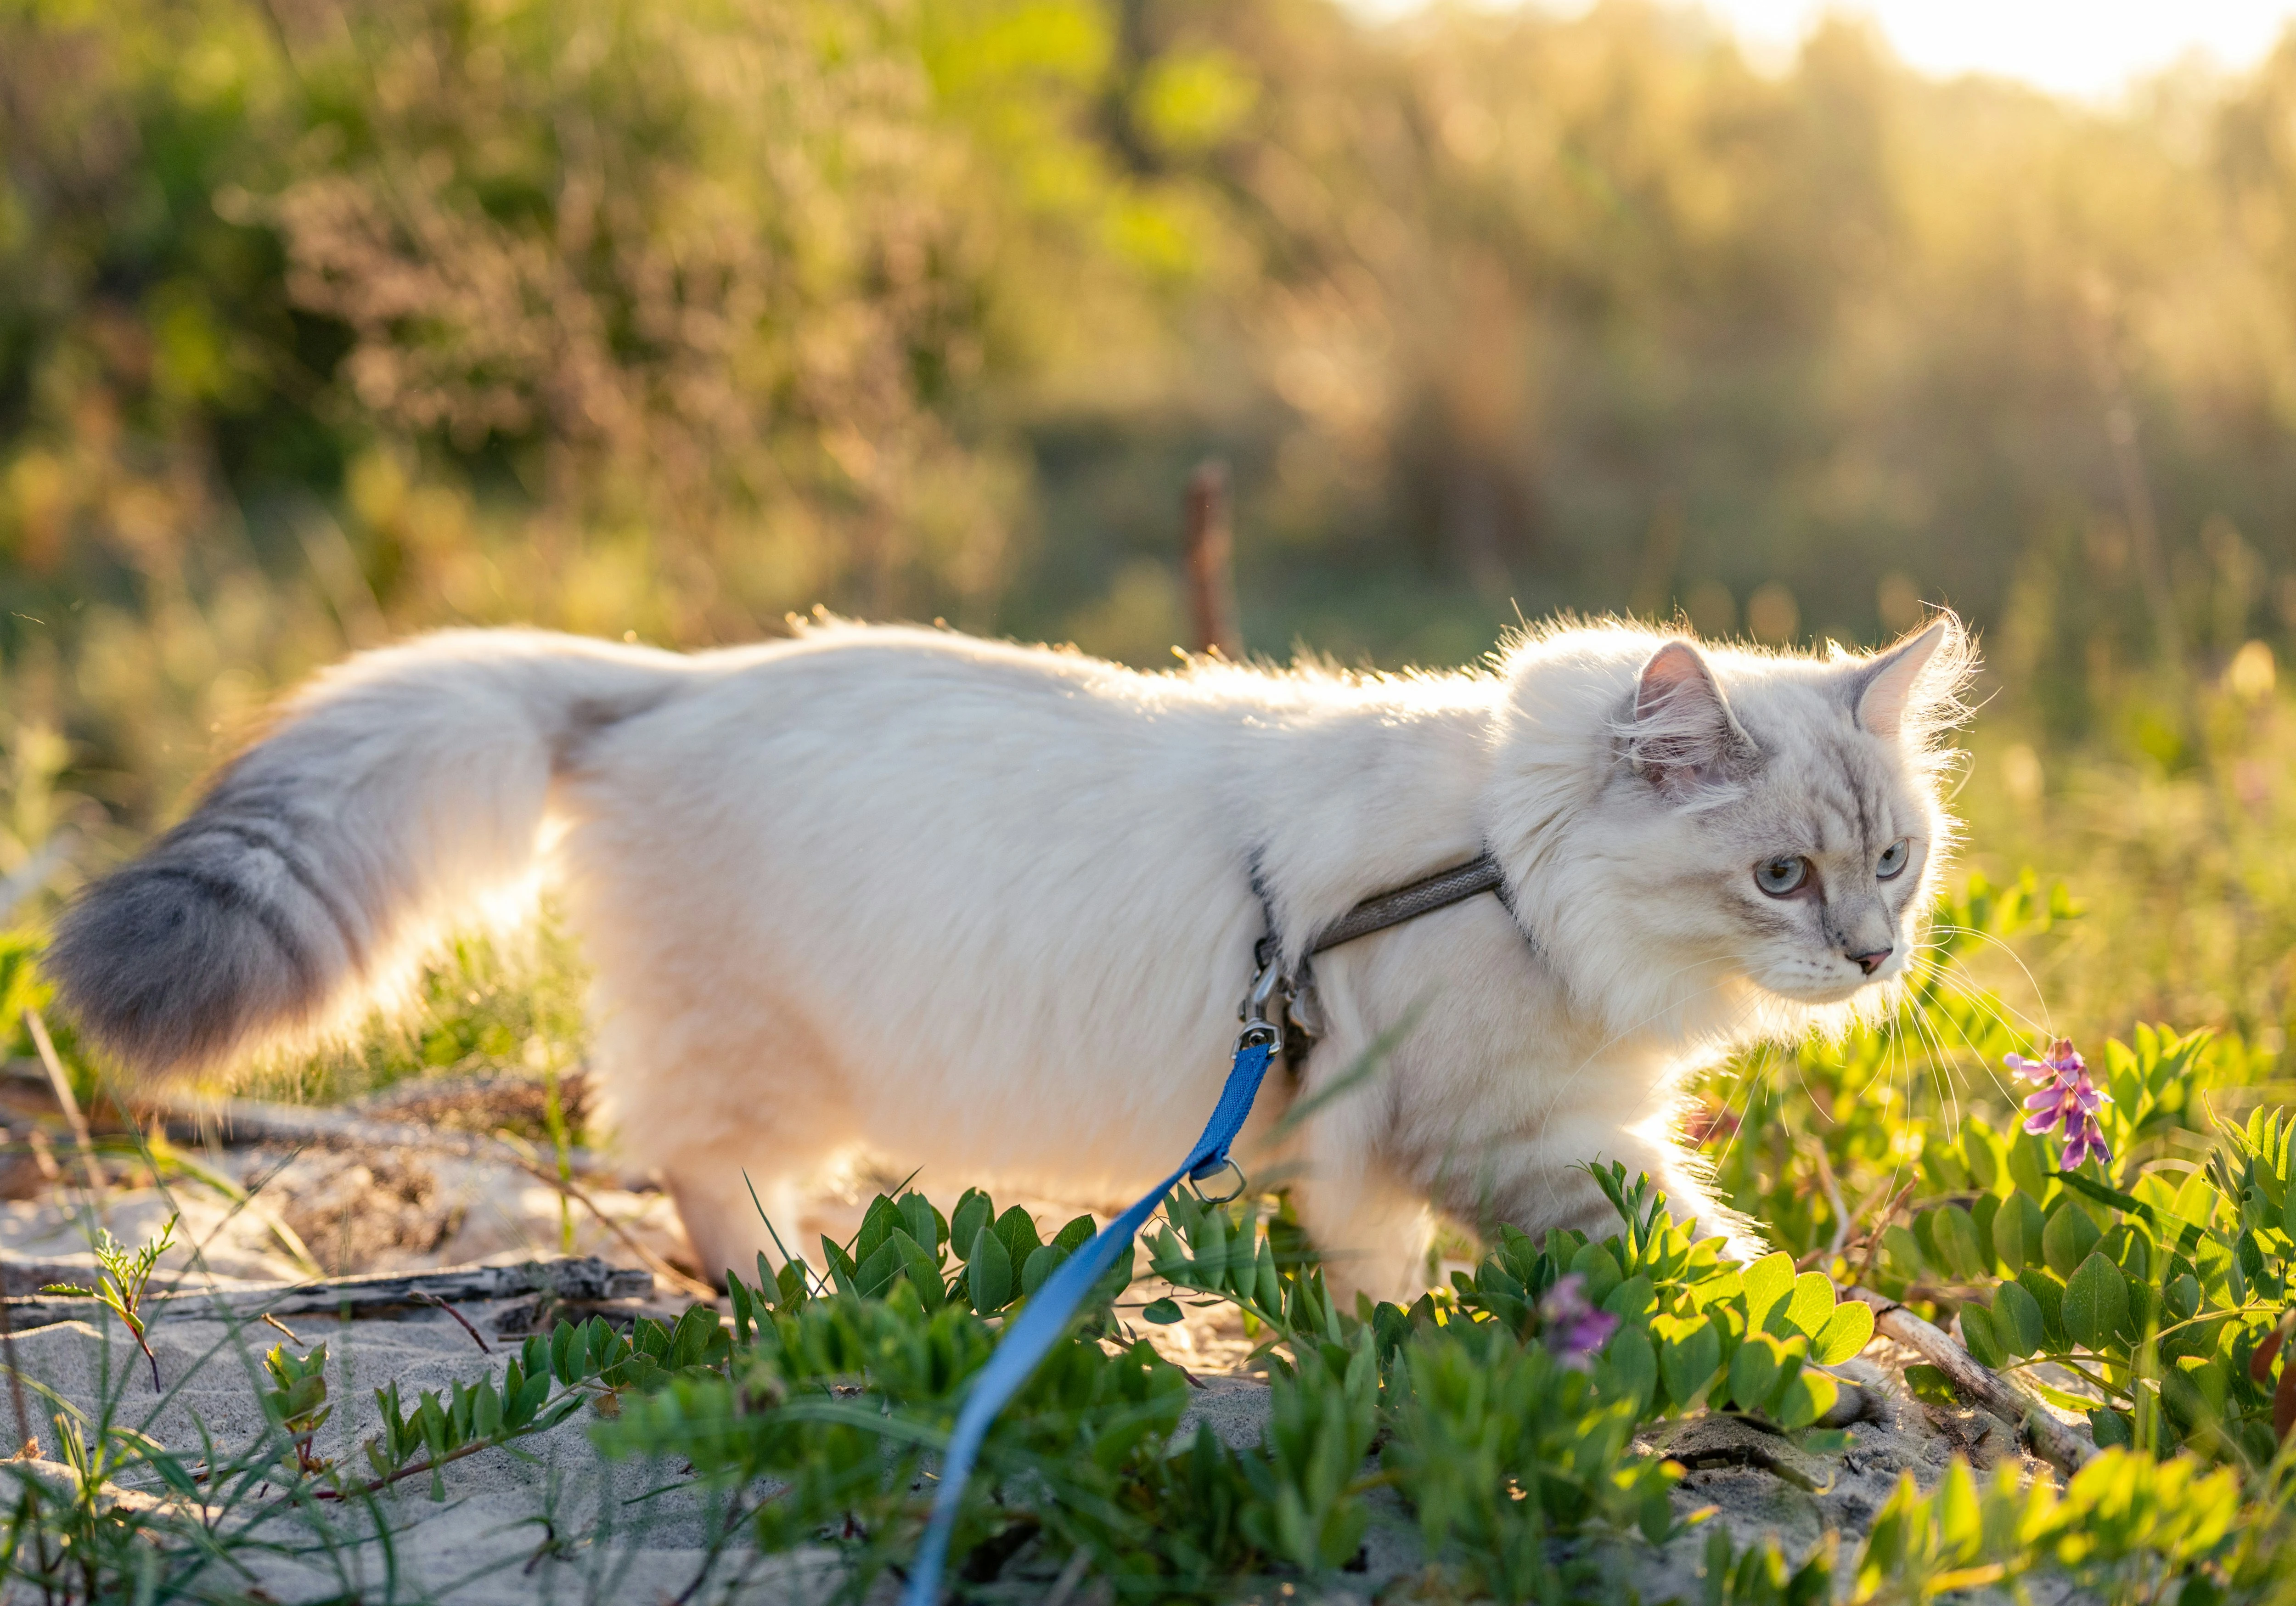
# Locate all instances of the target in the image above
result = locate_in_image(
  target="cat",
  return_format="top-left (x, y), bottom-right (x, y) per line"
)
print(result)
top-left (46, 612), bottom-right (1970, 1299)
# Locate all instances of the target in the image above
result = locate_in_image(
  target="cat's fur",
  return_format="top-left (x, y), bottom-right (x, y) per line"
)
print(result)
top-left (47, 614), bottom-right (1971, 1297)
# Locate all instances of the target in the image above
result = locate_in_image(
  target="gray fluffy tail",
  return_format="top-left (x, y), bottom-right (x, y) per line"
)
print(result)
top-left (49, 630), bottom-right (689, 1080)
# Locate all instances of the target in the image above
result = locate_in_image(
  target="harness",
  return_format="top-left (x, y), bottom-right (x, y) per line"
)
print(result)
top-left (903, 849), bottom-right (1515, 1606)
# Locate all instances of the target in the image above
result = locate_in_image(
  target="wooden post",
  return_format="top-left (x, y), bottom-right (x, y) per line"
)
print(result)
top-left (1182, 461), bottom-right (1242, 659)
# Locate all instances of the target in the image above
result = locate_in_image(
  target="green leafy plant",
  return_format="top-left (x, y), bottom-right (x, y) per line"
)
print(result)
top-left (40, 1214), bottom-right (177, 1390)
top-left (260, 1342), bottom-right (332, 1475)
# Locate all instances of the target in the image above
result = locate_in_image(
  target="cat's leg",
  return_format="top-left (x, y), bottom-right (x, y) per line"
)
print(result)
top-left (1285, 1092), bottom-right (1441, 1306)
top-left (665, 1164), bottom-right (809, 1289)
top-left (580, 957), bottom-right (860, 1287)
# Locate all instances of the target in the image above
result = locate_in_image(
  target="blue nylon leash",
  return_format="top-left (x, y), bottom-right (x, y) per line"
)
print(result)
top-left (898, 851), bottom-right (1509, 1604)
top-left (900, 1035), bottom-right (1276, 1606)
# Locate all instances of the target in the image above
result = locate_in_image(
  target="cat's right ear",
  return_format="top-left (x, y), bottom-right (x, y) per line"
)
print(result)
top-left (1629, 641), bottom-right (1759, 795)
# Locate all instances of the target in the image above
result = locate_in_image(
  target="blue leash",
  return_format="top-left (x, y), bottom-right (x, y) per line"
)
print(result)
top-left (900, 1030), bottom-right (1277, 1606)
top-left (898, 851), bottom-right (1511, 1603)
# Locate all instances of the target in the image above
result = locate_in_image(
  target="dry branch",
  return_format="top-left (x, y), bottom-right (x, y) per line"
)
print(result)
top-left (0, 1254), bottom-right (651, 1328)
top-left (1846, 1286), bottom-right (2095, 1474)
top-left (142, 1092), bottom-right (638, 1184)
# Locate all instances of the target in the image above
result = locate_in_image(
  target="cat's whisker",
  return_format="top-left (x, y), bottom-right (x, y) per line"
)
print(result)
top-left (1900, 945), bottom-right (2062, 1110)
top-left (1924, 924), bottom-right (2056, 1037)
top-left (1906, 944), bottom-right (2052, 1049)
top-left (1917, 969), bottom-right (2032, 1106)
top-left (1703, 1032), bottom-right (1776, 1182)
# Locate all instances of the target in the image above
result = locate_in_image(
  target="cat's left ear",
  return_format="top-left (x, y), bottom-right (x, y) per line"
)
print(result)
top-left (1853, 619), bottom-right (1953, 739)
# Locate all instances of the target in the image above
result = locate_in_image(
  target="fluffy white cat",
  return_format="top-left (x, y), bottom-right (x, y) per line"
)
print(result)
top-left (49, 614), bottom-right (1970, 1298)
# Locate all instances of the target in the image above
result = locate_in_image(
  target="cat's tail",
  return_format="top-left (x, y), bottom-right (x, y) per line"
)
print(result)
top-left (48, 629), bottom-right (695, 1082)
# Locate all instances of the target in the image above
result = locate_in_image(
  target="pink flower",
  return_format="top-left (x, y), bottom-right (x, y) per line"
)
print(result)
top-left (2006, 1038), bottom-right (2113, 1172)
top-left (1538, 1273), bottom-right (1619, 1369)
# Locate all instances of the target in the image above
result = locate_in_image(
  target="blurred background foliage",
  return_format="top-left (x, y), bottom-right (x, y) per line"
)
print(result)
top-left (12, 0), bottom-right (2296, 1063)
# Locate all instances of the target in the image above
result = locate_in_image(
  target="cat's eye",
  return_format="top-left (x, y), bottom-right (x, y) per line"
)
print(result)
top-left (1877, 838), bottom-right (1911, 880)
top-left (1755, 856), bottom-right (1809, 897)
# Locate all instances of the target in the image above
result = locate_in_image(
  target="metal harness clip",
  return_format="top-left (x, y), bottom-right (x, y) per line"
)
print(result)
top-left (1238, 941), bottom-right (1288, 1056)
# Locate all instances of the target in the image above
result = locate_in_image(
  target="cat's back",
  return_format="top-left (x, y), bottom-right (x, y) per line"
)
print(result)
top-left (596, 620), bottom-right (1307, 792)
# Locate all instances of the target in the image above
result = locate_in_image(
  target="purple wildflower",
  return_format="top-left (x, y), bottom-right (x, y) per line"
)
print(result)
top-left (1538, 1273), bottom-right (1619, 1370)
top-left (2006, 1037), bottom-right (2113, 1172)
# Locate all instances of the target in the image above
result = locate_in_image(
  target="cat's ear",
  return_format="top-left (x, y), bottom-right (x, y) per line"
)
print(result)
top-left (1630, 641), bottom-right (1758, 793)
top-left (1853, 619), bottom-right (1954, 739)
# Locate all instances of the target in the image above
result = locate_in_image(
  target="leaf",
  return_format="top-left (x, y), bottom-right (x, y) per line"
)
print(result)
top-left (1728, 1331), bottom-right (1786, 1414)
top-left (1140, 1297), bottom-right (1184, 1324)
top-left (820, 1236), bottom-right (861, 1298)
top-left (1602, 1274), bottom-right (1656, 1326)
top-left (1935, 1206), bottom-right (1985, 1281)
top-left (2007, 1129), bottom-right (2053, 1199)
top-left (1570, 1238), bottom-right (1623, 1307)
top-left (968, 1226), bottom-right (1013, 1313)
top-left (1813, 1301), bottom-right (1874, 1365)
top-left (1989, 1192), bottom-right (2045, 1271)
top-left (1656, 1314), bottom-right (1722, 1409)
top-left (891, 1229), bottom-right (943, 1309)
top-left (1933, 1461), bottom-right (1981, 1551)
top-left (1902, 1364), bottom-right (1957, 1406)
top-left (1970, 1195), bottom-right (2000, 1270)
top-left (993, 1206), bottom-right (1043, 1274)
top-left (2057, 1168), bottom-right (2158, 1226)
top-left (1052, 1213), bottom-right (1096, 1256)
top-left (1958, 1302), bottom-right (2003, 1369)
top-left (1021, 1243), bottom-right (1066, 1296)
top-left (2062, 1251), bottom-right (2130, 1352)
top-left (1771, 1369), bottom-right (1837, 1431)
top-left (2015, 1266), bottom-right (2067, 1346)
top-left (2042, 1201), bottom-right (2102, 1279)
top-left (1992, 1279), bottom-right (2046, 1360)
top-left (1782, 1272), bottom-right (1835, 1339)
top-left (898, 1192), bottom-right (944, 1253)
top-left (1960, 1124), bottom-right (2000, 1191)
top-left (1598, 1323), bottom-right (1657, 1415)
top-left (855, 1195), bottom-right (905, 1266)
top-left (950, 1189), bottom-right (994, 1261)
top-left (855, 1238), bottom-right (904, 1300)
top-left (1742, 1251), bottom-right (1795, 1329)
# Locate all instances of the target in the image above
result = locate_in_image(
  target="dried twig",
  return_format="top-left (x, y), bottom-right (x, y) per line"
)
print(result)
top-left (141, 1092), bottom-right (634, 1183)
top-left (1845, 1286), bottom-right (2095, 1474)
top-left (1041, 1546), bottom-right (1094, 1606)
top-left (411, 1291), bottom-right (491, 1353)
top-left (24, 1009), bottom-right (100, 1194)
top-left (4, 1256), bottom-right (650, 1327)
top-left (1181, 461), bottom-right (1241, 659)
top-left (1853, 1180), bottom-right (1920, 1284)
top-left (312, 1436), bottom-right (497, 1501)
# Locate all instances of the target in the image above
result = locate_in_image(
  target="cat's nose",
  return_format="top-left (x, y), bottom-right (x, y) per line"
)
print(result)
top-left (1849, 947), bottom-right (1892, 976)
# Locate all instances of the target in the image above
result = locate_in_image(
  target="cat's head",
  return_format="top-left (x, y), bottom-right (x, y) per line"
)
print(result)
top-left (1493, 614), bottom-right (1975, 1033)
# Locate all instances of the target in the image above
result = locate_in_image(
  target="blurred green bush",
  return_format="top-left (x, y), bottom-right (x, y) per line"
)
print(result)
top-left (15, 0), bottom-right (2296, 1071)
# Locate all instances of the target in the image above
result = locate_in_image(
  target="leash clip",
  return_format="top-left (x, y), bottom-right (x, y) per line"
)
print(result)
top-left (1237, 941), bottom-right (1287, 1057)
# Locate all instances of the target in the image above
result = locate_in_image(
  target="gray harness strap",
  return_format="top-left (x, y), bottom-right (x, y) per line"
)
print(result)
top-left (1306, 850), bottom-right (1507, 956)
top-left (1254, 849), bottom-right (1513, 1071)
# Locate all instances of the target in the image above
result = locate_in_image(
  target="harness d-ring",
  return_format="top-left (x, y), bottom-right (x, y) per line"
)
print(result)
top-left (1187, 1157), bottom-right (1249, 1206)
